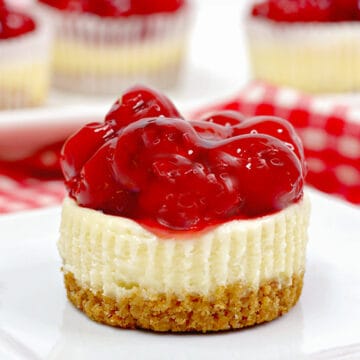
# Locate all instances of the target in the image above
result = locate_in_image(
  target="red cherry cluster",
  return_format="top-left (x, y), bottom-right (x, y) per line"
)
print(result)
top-left (61, 86), bottom-right (305, 231)
top-left (252, 0), bottom-right (360, 22)
top-left (38, 0), bottom-right (185, 16)
top-left (0, 2), bottom-right (36, 39)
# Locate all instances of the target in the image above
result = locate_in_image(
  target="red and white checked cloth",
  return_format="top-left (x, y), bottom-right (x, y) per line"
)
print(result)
top-left (0, 167), bottom-right (65, 214)
top-left (0, 80), bottom-right (359, 214)
top-left (193, 81), bottom-right (360, 205)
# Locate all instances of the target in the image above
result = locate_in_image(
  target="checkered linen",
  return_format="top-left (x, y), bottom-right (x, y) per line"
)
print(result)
top-left (0, 173), bottom-right (65, 214)
top-left (193, 81), bottom-right (360, 205)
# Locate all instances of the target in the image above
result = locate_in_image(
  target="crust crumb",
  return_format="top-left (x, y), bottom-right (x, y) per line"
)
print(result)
top-left (64, 272), bottom-right (303, 333)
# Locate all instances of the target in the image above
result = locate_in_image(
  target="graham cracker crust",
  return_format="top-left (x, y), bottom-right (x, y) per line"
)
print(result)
top-left (64, 271), bottom-right (303, 333)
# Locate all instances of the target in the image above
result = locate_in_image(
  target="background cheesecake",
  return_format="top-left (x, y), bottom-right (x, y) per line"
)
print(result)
top-left (37, 0), bottom-right (191, 95)
top-left (247, 0), bottom-right (360, 93)
top-left (0, 1), bottom-right (51, 108)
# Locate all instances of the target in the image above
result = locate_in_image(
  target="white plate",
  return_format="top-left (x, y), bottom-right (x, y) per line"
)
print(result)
top-left (0, 188), bottom-right (359, 360)
top-left (0, 105), bottom-right (107, 161)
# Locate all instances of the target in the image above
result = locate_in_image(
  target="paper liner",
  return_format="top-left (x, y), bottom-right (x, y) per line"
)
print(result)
top-left (37, 5), bottom-right (191, 95)
top-left (246, 17), bottom-right (360, 93)
top-left (58, 195), bottom-right (310, 299)
top-left (0, 13), bottom-right (51, 109)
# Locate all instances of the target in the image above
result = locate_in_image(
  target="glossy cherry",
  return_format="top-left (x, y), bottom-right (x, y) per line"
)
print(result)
top-left (201, 110), bottom-right (245, 127)
top-left (330, 0), bottom-right (360, 21)
top-left (251, 0), bottom-right (360, 22)
top-left (105, 85), bottom-right (183, 131)
top-left (231, 116), bottom-right (306, 172)
top-left (61, 85), bottom-right (305, 232)
top-left (61, 122), bottom-right (115, 182)
top-left (0, 4), bottom-right (36, 39)
top-left (73, 139), bottom-right (136, 216)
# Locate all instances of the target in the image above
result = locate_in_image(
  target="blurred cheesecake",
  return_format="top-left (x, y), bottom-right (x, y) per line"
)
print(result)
top-left (37, 0), bottom-right (191, 95)
top-left (0, 1), bottom-right (51, 108)
top-left (247, 0), bottom-right (360, 93)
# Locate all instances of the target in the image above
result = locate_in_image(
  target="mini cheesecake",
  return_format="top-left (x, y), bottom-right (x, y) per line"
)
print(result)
top-left (59, 86), bottom-right (310, 332)
top-left (247, 0), bottom-right (360, 93)
top-left (0, 2), bottom-right (50, 109)
top-left (37, 0), bottom-right (190, 94)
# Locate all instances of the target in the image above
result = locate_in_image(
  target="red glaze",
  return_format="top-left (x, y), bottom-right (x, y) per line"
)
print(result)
top-left (105, 85), bottom-right (183, 131)
top-left (0, 3), bottom-right (36, 39)
top-left (251, 0), bottom-right (360, 22)
top-left (331, 0), bottom-right (360, 21)
top-left (61, 86), bottom-right (305, 232)
top-left (38, 0), bottom-right (185, 16)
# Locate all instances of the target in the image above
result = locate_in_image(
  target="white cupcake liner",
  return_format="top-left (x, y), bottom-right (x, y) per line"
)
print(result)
top-left (0, 13), bottom-right (51, 109)
top-left (246, 17), bottom-right (360, 93)
top-left (37, 4), bottom-right (191, 95)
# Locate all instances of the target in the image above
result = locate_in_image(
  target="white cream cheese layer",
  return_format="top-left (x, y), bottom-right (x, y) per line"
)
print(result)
top-left (53, 40), bottom-right (186, 75)
top-left (247, 18), bottom-right (360, 93)
top-left (59, 196), bottom-right (310, 299)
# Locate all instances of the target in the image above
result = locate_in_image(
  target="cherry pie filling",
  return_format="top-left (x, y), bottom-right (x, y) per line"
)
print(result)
top-left (38, 0), bottom-right (186, 17)
top-left (61, 86), bottom-right (306, 233)
top-left (0, 1), bottom-right (36, 39)
top-left (251, 0), bottom-right (360, 22)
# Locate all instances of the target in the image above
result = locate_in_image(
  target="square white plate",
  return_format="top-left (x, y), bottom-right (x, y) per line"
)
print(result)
top-left (0, 188), bottom-right (359, 360)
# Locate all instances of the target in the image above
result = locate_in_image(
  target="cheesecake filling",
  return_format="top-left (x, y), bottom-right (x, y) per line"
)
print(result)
top-left (53, 39), bottom-right (186, 75)
top-left (59, 195), bottom-right (310, 300)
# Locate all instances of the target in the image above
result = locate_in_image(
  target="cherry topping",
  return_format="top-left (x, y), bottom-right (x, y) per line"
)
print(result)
top-left (105, 85), bottom-right (182, 131)
top-left (38, 0), bottom-right (185, 16)
top-left (251, 0), bottom-right (360, 22)
top-left (210, 135), bottom-right (303, 215)
top-left (331, 0), bottom-right (360, 21)
top-left (202, 110), bottom-right (245, 127)
top-left (61, 122), bottom-right (115, 182)
top-left (0, 3), bottom-right (36, 39)
top-left (112, 118), bottom-right (199, 191)
top-left (231, 116), bottom-right (306, 171)
top-left (73, 140), bottom-right (136, 216)
top-left (61, 86), bottom-right (305, 232)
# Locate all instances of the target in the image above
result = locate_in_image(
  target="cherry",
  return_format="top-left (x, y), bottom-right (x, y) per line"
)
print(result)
top-left (252, 0), bottom-right (332, 22)
top-left (252, 1), bottom-right (270, 17)
top-left (330, 0), bottom-right (360, 21)
top-left (201, 110), bottom-right (245, 127)
top-left (139, 154), bottom-right (242, 230)
top-left (190, 120), bottom-right (232, 140)
top-left (146, 0), bottom-right (185, 14)
top-left (112, 118), bottom-right (199, 191)
top-left (105, 85), bottom-right (183, 131)
top-left (0, 5), bottom-right (36, 39)
top-left (60, 122), bottom-right (115, 182)
top-left (231, 116), bottom-right (306, 173)
top-left (61, 86), bottom-right (305, 232)
top-left (73, 139), bottom-right (136, 216)
top-left (211, 135), bottom-right (303, 215)
top-left (197, 113), bottom-right (306, 174)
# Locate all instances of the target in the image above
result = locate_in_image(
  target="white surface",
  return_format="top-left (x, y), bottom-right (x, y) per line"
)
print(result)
top-left (0, 105), bottom-right (106, 160)
top-left (0, 189), bottom-right (359, 360)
